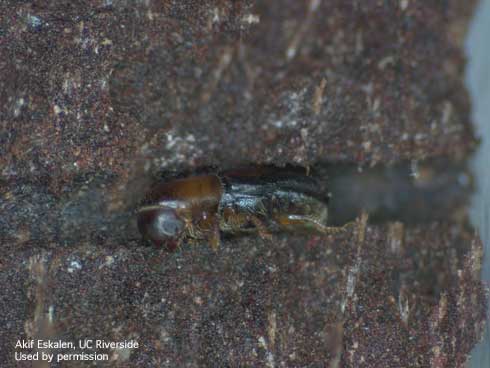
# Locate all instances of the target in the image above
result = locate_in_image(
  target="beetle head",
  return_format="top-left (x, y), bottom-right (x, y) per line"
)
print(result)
top-left (137, 207), bottom-right (186, 250)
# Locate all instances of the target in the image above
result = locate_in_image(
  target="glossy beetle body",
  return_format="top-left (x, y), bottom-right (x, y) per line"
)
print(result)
top-left (137, 166), bottom-right (332, 250)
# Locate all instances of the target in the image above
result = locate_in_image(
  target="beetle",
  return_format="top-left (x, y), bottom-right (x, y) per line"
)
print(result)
top-left (137, 166), bottom-right (345, 251)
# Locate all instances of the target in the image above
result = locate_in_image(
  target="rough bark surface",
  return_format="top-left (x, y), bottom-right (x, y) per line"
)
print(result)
top-left (0, 1), bottom-right (486, 367)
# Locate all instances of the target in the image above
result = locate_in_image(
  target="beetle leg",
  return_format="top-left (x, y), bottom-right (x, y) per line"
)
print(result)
top-left (249, 215), bottom-right (273, 240)
top-left (317, 222), bottom-right (354, 235)
top-left (313, 220), bottom-right (358, 235)
top-left (166, 237), bottom-right (183, 252)
top-left (277, 214), bottom-right (355, 235)
top-left (208, 224), bottom-right (221, 251)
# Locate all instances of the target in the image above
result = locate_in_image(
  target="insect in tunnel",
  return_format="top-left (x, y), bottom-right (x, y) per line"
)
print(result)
top-left (137, 166), bottom-right (344, 251)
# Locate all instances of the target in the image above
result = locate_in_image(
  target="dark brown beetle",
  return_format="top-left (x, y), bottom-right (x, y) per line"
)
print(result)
top-left (137, 166), bottom-right (343, 251)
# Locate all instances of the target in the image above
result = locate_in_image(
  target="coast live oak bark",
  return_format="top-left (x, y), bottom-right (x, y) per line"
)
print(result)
top-left (0, 1), bottom-right (486, 367)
